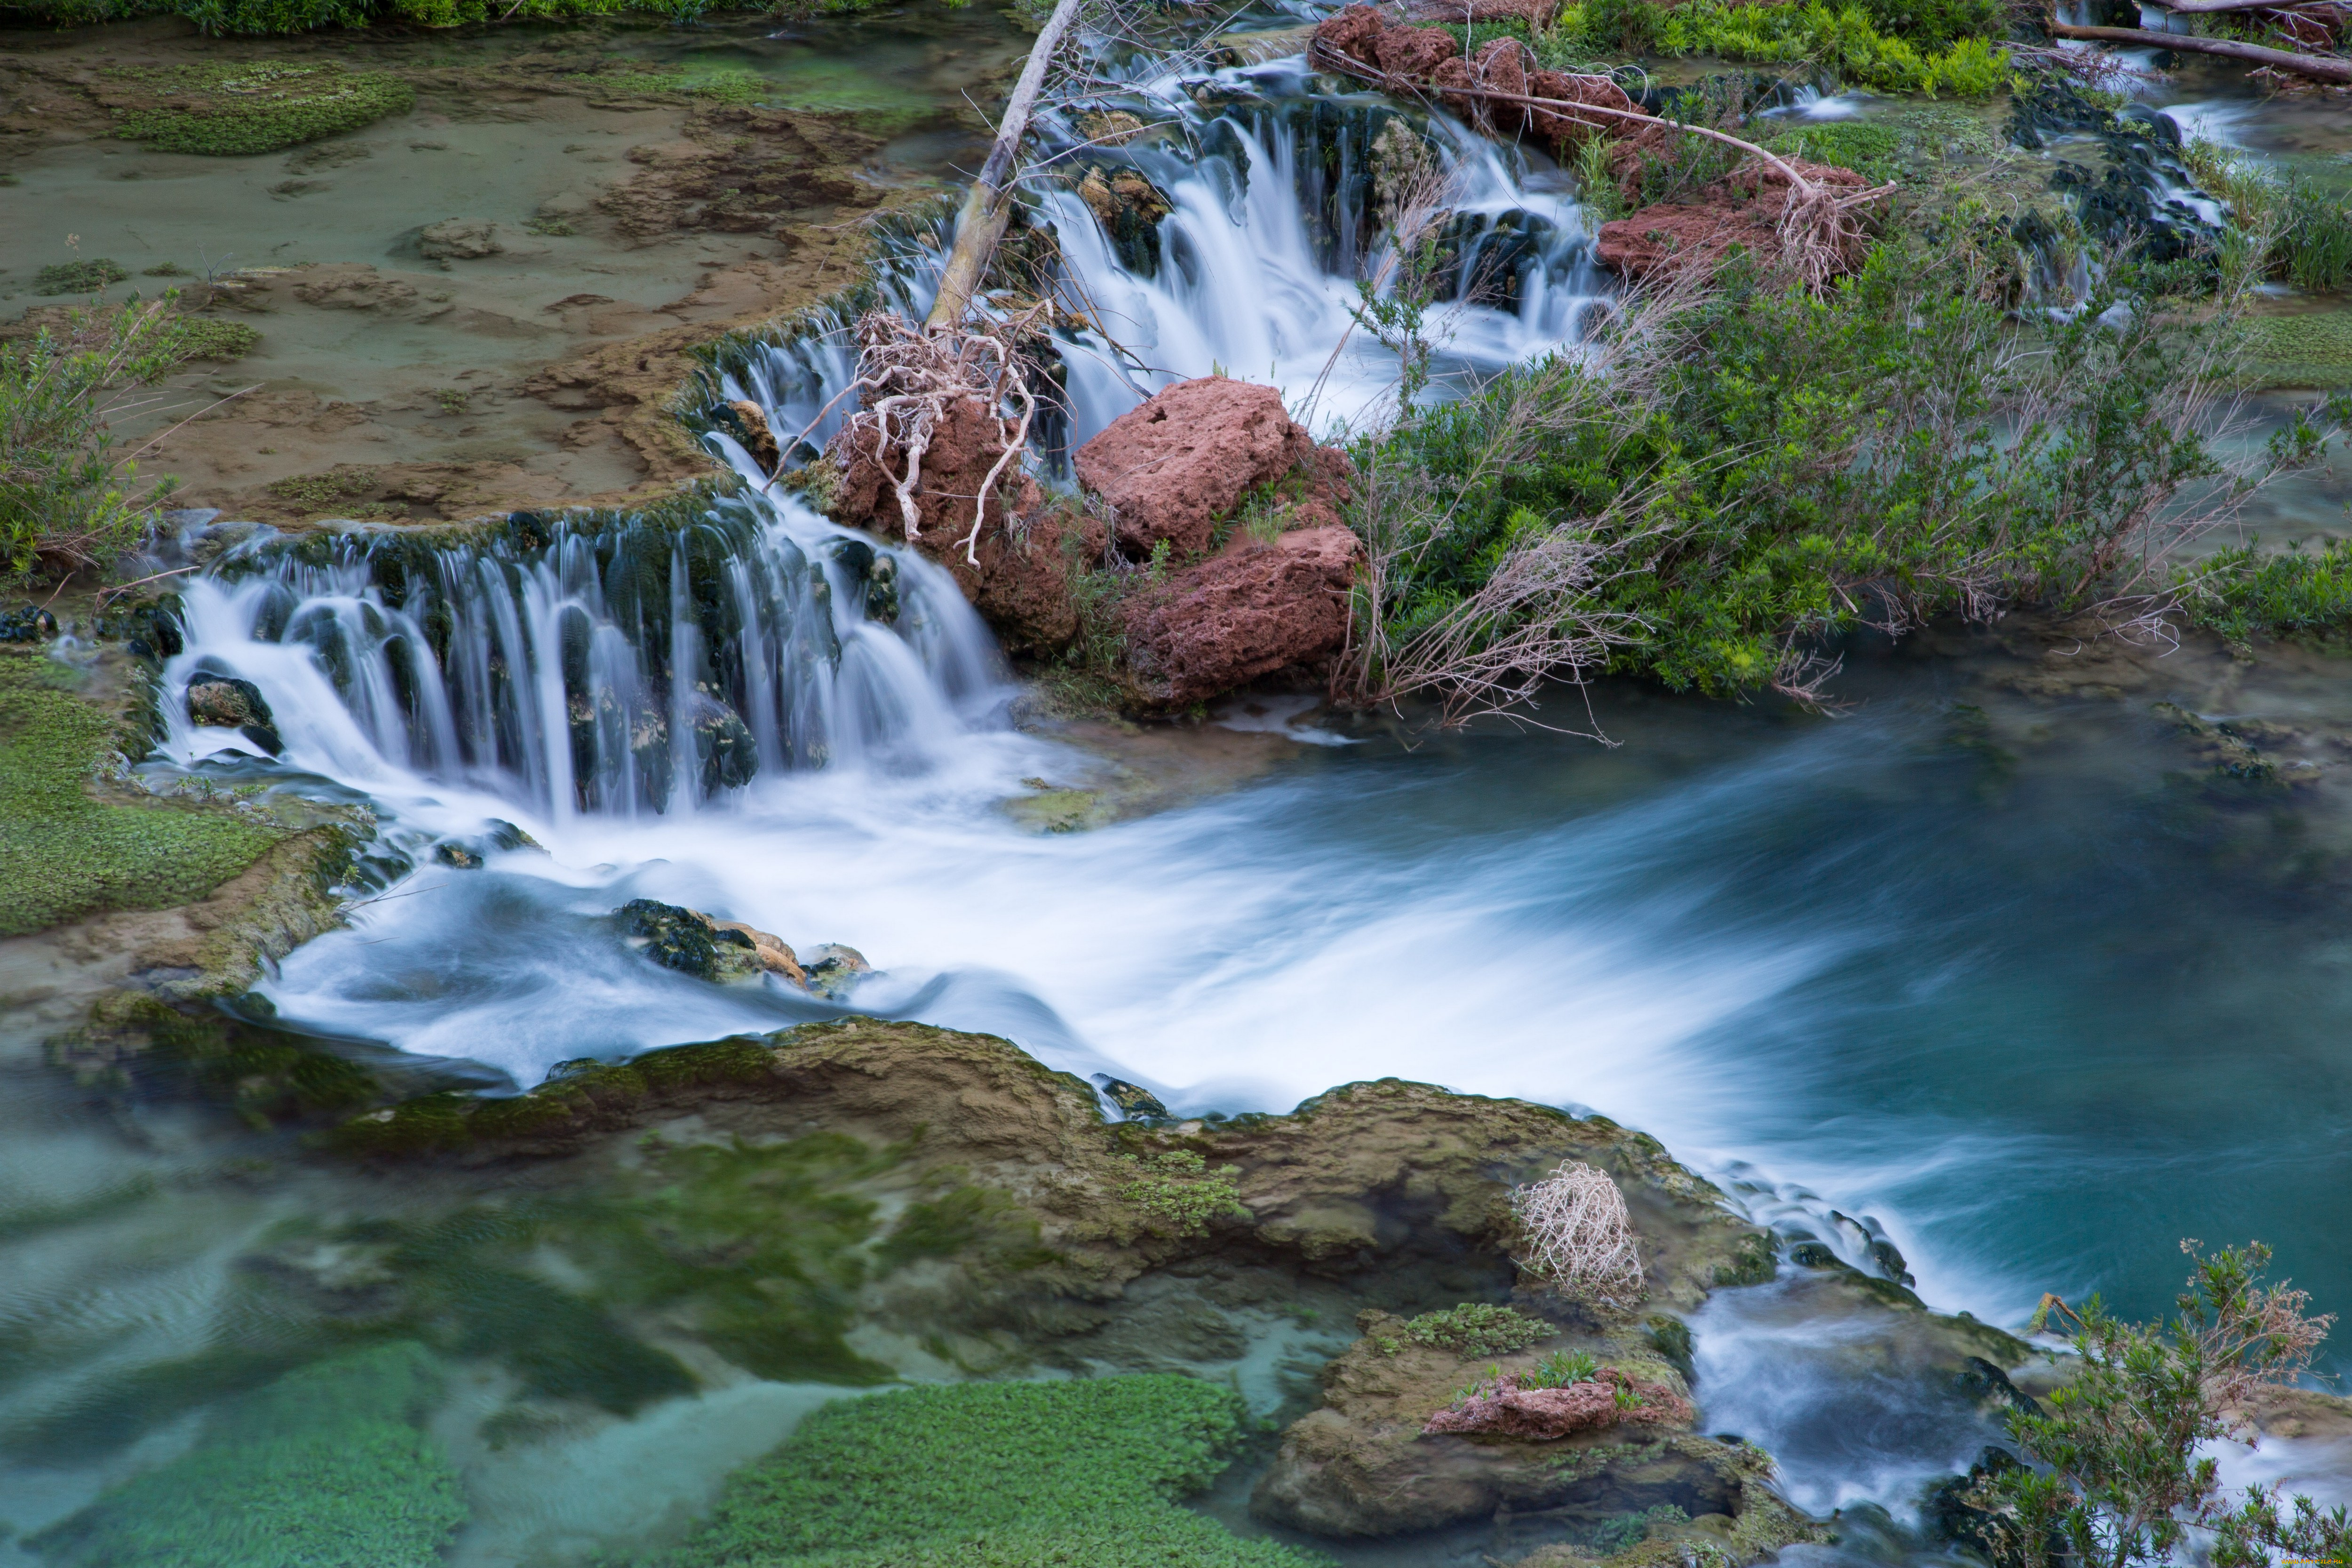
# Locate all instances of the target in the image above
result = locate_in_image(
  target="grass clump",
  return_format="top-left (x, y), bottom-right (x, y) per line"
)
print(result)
top-left (1547, 0), bottom-right (2008, 94)
top-left (0, 649), bottom-right (284, 934)
top-left (664, 1376), bottom-right (1325, 1568)
top-left (2181, 538), bottom-right (2352, 645)
top-left (2179, 141), bottom-right (2352, 295)
top-left (34, 259), bottom-right (131, 295)
top-left (1404, 1303), bottom-right (1555, 1356)
top-left (1116, 1147), bottom-right (1249, 1235)
top-left (29, 1343), bottom-right (467, 1568)
top-left (109, 62), bottom-right (414, 157)
top-left (1524, 1346), bottom-right (1603, 1387)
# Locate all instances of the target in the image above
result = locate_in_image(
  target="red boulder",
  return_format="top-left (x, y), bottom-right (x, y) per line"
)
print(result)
top-left (1123, 527), bottom-right (1363, 709)
top-left (1073, 377), bottom-right (1314, 559)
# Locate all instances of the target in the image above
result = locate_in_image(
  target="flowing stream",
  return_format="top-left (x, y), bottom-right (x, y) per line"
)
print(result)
top-left (8, 24), bottom-right (2352, 1566)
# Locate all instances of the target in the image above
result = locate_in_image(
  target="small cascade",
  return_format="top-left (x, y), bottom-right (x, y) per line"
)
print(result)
top-left (163, 499), bottom-right (1007, 823)
top-left (710, 52), bottom-right (1609, 465)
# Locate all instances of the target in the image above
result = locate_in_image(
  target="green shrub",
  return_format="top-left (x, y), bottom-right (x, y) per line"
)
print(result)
top-left (1403, 1303), bottom-right (1556, 1356)
top-left (29, 1344), bottom-right (467, 1568)
top-left (33, 259), bottom-right (131, 295)
top-left (109, 62), bottom-right (414, 156)
top-left (0, 649), bottom-right (285, 934)
top-left (2182, 536), bottom-right (2352, 644)
top-left (1347, 245), bottom-right (2350, 711)
top-left (664, 1376), bottom-right (1325, 1568)
top-left (3, 297), bottom-right (188, 585)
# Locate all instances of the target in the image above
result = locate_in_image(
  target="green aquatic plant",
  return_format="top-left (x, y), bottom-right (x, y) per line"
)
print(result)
top-left (1524, 1347), bottom-right (1603, 1388)
top-left (2181, 533), bottom-right (2352, 646)
top-left (0, 652), bottom-right (284, 933)
top-left (664, 1376), bottom-right (1325, 1568)
top-left (1968, 1242), bottom-right (2346, 1568)
top-left (1116, 1147), bottom-right (1248, 1235)
top-left (108, 62), bottom-right (414, 156)
top-left (1403, 1302), bottom-right (1555, 1356)
top-left (30, 1343), bottom-right (467, 1568)
top-left (2178, 140), bottom-right (2352, 295)
top-left (33, 259), bottom-right (131, 295)
top-left (173, 316), bottom-right (262, 362)
top-left (1592, 1504), bottom-right (1691, 1553)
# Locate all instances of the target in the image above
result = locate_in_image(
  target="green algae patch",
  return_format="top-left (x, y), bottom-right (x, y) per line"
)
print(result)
top-left (665, 1376), bottom-right (1325, 1568)
top-left (107, 61), bottom-right (415, 158)
top-left (0, 648), bottom-right (284, 936)
top-left (2241, 308), bottom-right (2352, 390)
top-left (30, 1342), bottom-right (466, 1568)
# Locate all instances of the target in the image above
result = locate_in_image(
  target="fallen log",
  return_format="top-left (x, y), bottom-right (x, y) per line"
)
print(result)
top-left (925, 0), bottom-right (1089, 328)
top-left (2046, 18), bottom-right (2352, 80)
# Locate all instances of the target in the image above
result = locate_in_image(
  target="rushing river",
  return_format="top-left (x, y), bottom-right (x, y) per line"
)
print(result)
top-left (6, 19), bottom-right (2352, 1567)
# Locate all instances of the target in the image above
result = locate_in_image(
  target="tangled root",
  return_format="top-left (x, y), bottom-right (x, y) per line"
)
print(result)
top-left (815, 305), bottom-right (1049, 564)
top-left (1510, 1159), bottom-right (1645, 1307)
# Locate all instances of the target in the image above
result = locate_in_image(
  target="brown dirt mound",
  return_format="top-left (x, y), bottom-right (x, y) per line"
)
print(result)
top-left (1593, 155), bottom-right (1867, 283)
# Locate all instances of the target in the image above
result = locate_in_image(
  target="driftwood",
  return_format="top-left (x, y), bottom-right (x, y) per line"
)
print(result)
top-left (924, 0), bottom-right (1089, 328)
top-left (2047, 17), bottom-right (2352, 80)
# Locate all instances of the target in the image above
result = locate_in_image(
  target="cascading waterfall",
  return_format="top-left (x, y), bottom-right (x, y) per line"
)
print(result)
top-left (163, 498), bottom-right (1006, 822)
top-left (712, 55), bottom-right (1608, 467)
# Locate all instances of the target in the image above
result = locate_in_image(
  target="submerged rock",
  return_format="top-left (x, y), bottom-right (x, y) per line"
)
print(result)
top-left (184, 672), bottom-right (283, 756)
top-left (800, 942), bottom-right (871, 1000)
top-left (614, 899), bottom-right (827, 988)
top-left (1075, 163), bottom-right (1175, 277)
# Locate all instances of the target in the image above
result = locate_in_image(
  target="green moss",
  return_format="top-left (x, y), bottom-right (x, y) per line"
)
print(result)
top-left (1548, 0), bottom-right (2009, 95)
top-left (29, 1343), bottom-right (466, 1568)
top-left (1400, 1302), bottom-right (1555, 1356)
top-left (33, 259), bottom-right (130, 294)
top-left (109, 62), bottom-right (415, 157)
top-left (0, 649), bottom-right (285, 935)
top-left (664, 1376), bottom-right (1326, 1568)
top-left (174, 316), bottom-right (262, 362)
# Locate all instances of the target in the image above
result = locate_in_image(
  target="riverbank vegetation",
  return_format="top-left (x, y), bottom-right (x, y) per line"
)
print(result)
top-left (1342, 239), bottom-right (2352, 719)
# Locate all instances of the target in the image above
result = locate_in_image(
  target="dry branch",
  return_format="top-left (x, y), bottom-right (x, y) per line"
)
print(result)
top-left (925, 0), bottom-right (1091, 329)
top-left (2047, 17), bottom-right (2352, 80)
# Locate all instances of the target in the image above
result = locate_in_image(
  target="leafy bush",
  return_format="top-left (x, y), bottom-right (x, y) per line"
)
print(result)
top-left (109, 62), bottom-right (414, 155)
top-left (30, 1343), bottom-right (467, 1568)
top-left (664, 1376), bottom-right (1325, 1568)
top-left (34, 259), bottom-right (131, 295)
top-left (1968, 1243), bottom-right (2348, 1568)
top-left (1403, 1303), bottom-right (1556, 1356)
top-left (3, 297), bottom-right (187, 585)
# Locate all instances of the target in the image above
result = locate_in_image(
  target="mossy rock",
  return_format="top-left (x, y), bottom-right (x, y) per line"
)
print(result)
top-left (105, 61), bottom-right (415, 158)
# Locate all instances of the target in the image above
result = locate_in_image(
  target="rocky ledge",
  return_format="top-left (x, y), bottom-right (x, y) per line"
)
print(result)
top-left (294, 1018), bottom-right (2041, 1561)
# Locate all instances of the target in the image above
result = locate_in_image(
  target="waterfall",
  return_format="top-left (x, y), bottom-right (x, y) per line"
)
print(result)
top-left (163, 499), bottom-right (1006, 823)
top-left (711, 56), bottom-right (1609, 468)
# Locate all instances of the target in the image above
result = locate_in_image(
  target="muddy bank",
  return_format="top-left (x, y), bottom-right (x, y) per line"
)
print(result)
top-left (0, 8), bottom-right (1028, 522)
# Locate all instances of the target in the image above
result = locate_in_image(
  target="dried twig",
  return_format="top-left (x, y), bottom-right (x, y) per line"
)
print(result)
top-left (1512, 1161), bottom-right (1645, 1308)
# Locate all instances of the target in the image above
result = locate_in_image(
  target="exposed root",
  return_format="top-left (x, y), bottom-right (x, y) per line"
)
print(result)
top-left (1511, 1160), bottom-right (1645, 1308)
top-left (825, 305), bottom-right (1050, 564)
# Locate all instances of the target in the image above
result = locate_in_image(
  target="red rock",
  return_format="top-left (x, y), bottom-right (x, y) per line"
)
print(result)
top-left (1525, 69), bottom-right (1636, 147)
top-left (1123, 527), bottom-right (1362, 708)
top-left (1312, 3), bottom-right (1390, 67)
top-left (830, 392), bottom-right (1038, 551)
top-left (1073, 377), bottom-right (1313, 559)
top-left (1373, 22), bottom-right (1459, 78)
top-left (1420, 1371), bottom-right (1695, 1440)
